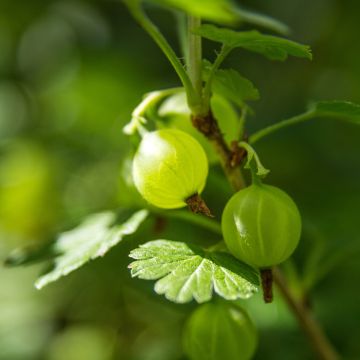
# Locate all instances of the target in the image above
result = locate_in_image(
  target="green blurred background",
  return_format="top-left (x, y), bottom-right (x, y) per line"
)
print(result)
top-left (0, 0), bottom-right (359, 359)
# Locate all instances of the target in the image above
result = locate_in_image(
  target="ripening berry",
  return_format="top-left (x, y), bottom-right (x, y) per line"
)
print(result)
top-left (183, 302), bottom-right (257, 360)
top-left (132, 129), bottom-right (208, 209)
top-left (221, 183), bottom-right (301, 268)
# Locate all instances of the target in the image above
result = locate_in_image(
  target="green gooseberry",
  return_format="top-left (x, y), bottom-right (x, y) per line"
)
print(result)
top-left (183, 302), bottom-right (257, 360)
top-left (132, 129), bottom-right (208, 209)
top-left (221, 183), bottom-right (302, 268)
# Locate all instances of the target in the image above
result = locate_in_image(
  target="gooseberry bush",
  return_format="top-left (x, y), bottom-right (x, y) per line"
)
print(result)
top-left (6, 1), bottom-right (360, 359)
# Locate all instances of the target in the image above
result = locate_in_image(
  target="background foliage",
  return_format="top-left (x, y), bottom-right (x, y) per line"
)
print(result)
top-left (0, 0), bottom-right (359, 359)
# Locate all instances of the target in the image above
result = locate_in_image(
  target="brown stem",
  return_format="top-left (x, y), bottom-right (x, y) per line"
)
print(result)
top-left (273, 267), bottom-right (339, 360)
top-left (191, 110), bottom-right (339, 360)
top-left (186, 193), bottom-right (214, 218)
top-left (191, 112), bottom-right (246, 191)
top-left (260, 268), bottom-right (273, 303)
top-left (230, 140), bottom-right (248, 167)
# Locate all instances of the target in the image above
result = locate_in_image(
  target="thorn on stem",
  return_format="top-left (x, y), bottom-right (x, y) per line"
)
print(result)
top-left (186, 193), bottom-right (214, 218)
top-left (260, 268), bottom-right (274, 303)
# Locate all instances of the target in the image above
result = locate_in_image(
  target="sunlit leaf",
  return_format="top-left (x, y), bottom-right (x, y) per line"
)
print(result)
top-left (35, 209), bottom-right (149, 289)
top-left (129, 240), bottom-right (259, 303)
top-left (196, 24), bottom-right (312, 61)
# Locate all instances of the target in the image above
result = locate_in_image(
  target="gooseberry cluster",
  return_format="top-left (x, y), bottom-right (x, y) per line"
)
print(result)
top-left (130, 98), bottom-right (302, 358)
top-left (132, 126), bottom-right (301, 276)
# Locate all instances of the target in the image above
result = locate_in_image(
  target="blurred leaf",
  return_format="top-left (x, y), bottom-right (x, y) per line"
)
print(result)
top-left (234, 7), bottom-right (290, 35)
top-left (211, 68), bottom-right (259, 107)
top-left (311, 100), bottom-right (360, 124)
top-left (158, 91), bottom-right (189, 117)
top-left (4, 242), bottom-right (57, 267)
top-left (129, 240), bottom-right (259, 303)
top-left (35, 209), bottom-right (149, 289)
top-left (302, 240), bottom-right (360, 291)
top-left (148, 0), bottom-right (238, 24)
top-left (0, 142), bottom-right (58, 244)
top-left (195, 24), bottom-right (312, 61)
top-left (210, 93), bottom-right (241, 144)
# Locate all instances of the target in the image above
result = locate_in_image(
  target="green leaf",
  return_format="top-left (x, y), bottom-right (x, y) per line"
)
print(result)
top-left (148, 0), bottom-right (238, 24)
top-left (4, 243), bottom-right (57, 267)
top-left (158, 91), bottom-right (190, 117)
top-left (234, 7), bottom-right (290, 35)
top-left (129, 240), bottom-right (259, 303)
top-left (311, 100), bottom-right (360, 124)
top-left (35, 209), bottom-right (149, 289)
top-left (211, 68), bottom-right (259, 107)
top-left (210, 93), bottom-right (242, 144)
top-left (196, 24), bottom-right (312, 61)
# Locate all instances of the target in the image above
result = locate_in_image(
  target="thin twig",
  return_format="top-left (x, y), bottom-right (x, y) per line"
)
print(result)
top-left (273, 267), bottom-right (339, 360)
top-left (187, 16), bottom-right (203, 101)
top-left (191, 111), bottom-right (246, 191)
top-left (249, 110), bottom-right (315, 144)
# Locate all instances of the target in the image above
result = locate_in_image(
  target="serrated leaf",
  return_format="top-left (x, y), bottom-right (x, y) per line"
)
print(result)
top-left (196, 24), bottom-right (312, 61)
top-left (311, 101), bottom-right (360, 124)
top-left (148, 0), bottom-right (238, 24)
top-left (35, 209), bottom-right (148, 289)
top-left (129, 240), bottom-right (259, 303)
top-left (211, 68), bottom-right (259, 107)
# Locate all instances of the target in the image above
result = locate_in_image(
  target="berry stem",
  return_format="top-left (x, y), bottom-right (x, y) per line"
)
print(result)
top-left (249, 110), bottom-right (315, 144)
top-left (273, 267), bottom-right (339, 360)
top-left (186, 16), bottom-right (245, 191)
top-left (260, 268), bottom-right (273, 303)
top-left (187, 16), bottom-right (203, 107)
top-left (186, 13), bottom-right (339, 360)
top-left (191, 111), bottom-right (246, 191)
top-left (186, 193), bottom-right (214, 218)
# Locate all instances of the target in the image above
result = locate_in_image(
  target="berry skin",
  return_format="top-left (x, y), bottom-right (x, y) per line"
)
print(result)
top-left (183, 302), bottom-right (257, 360)
top-left (221, 183), bottom-right (301, 268)
top-left (132, 129), bottom-right (208, 209)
